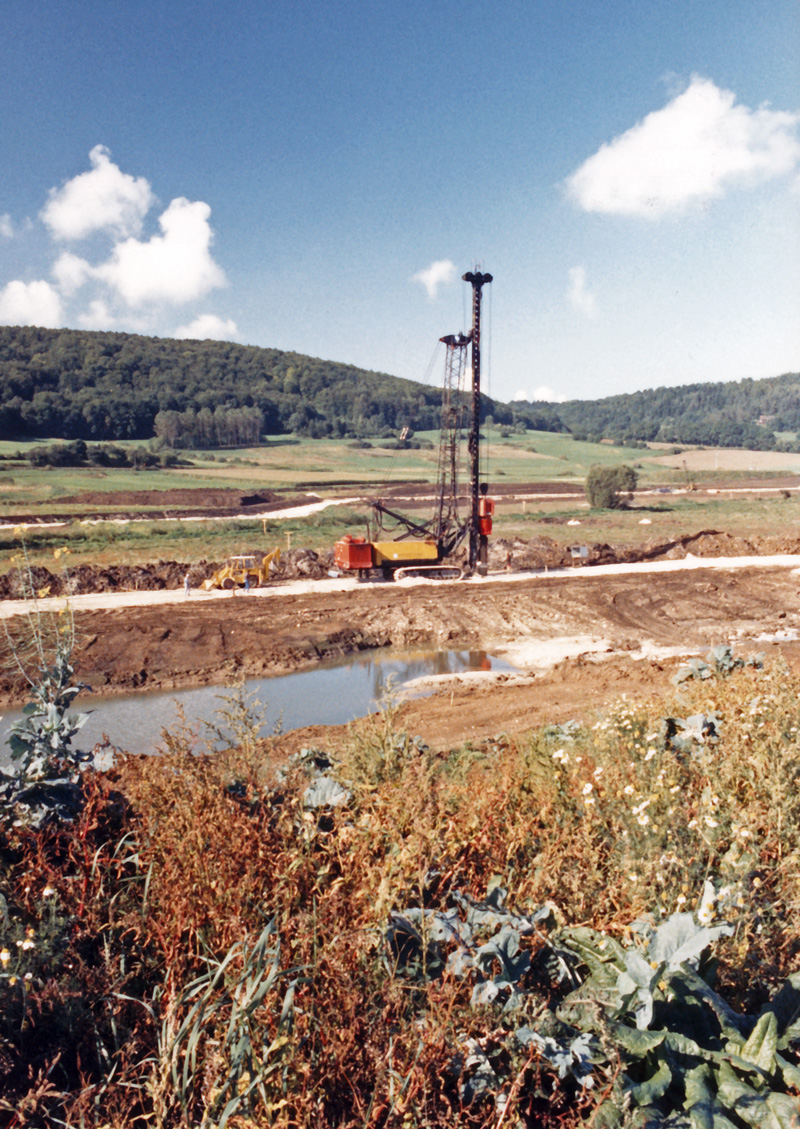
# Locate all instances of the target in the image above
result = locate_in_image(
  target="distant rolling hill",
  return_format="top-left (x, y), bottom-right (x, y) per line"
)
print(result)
top-left (0, 325), bottom-right (796, 450)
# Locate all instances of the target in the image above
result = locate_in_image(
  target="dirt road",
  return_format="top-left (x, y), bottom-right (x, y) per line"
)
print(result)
top-left (3, 559), bottom-right (799, 751)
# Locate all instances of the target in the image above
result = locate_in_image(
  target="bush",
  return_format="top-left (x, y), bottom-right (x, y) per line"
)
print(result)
top-left (28, 440), bottom-right (88, 467)
top-left (585, 463), bottom-right (638, 508)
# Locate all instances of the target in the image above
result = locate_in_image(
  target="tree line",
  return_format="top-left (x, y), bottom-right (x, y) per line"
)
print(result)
top-left (153, 406), bottom-right (263, 448)
top-left (1, 325), bottom-right (797, 449)
top-left (0, 326), bottom-right (541, 444)
top-left (545, 374), bottom-right (800, 451)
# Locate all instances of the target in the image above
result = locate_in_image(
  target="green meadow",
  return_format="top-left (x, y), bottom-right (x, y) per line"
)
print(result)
top-left (1, 430), bottom-right (798, 570)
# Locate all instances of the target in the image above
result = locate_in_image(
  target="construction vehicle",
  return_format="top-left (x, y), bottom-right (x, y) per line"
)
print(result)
top-left (202, 548), bottom-right (280, 591)
top-left (335, 270), bottom-right (494, 581)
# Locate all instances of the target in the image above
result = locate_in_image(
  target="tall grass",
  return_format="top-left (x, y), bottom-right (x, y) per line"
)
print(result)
top-left (0, 657), bottom-right (798, 1124)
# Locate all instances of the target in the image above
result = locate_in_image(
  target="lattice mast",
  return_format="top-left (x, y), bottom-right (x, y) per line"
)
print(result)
top-left (433, 332), bottom-right (470, 542)
top-left (463, 269), bottom-right (492, 571)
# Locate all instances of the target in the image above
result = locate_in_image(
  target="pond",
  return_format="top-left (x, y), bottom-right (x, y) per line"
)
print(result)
top-left (0, 648), bottom-right (513, 762)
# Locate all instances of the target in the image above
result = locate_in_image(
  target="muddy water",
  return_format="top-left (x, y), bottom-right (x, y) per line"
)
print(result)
top-left (0, 649), bottom-right (513, 762)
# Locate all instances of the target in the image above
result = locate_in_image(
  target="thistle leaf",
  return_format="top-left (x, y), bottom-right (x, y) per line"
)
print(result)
top-left (628, 1058), bottom-right (672, 1106)
top-left (740, 1012), bottom-right (779, 1073)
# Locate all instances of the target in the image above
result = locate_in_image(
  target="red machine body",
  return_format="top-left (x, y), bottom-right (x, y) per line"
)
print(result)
top-left (334, 535), bottom-right (374, 570)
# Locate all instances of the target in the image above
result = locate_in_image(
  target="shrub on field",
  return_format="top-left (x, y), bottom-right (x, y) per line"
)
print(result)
top-left (27, 440), bottom-right (158, 469)
top-left (585, 463), bottom-right (638, 508)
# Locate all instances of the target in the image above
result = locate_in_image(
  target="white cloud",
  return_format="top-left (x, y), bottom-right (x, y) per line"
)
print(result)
top-left (52, 251), bottom-right (93, 296)
top-left (95, 197), bottom-right (226, 307)
top-left (1, 150), bottom-right (232, 333)
top-left (0, 279), bottom-right (63, 327)
top-left (567, 265), bottom-right (597, 318)
top-left (512, 386), bottom-right (567, 403)
top-left (77, 299), bottom-right (118, 330)
top-left (41, 144), bottom-right (155, 240)
top-left (566, 76), bottom-right (800, 218)
top-left (413, 259), bottom-right (456, 299)
top-left (174, 313), bottom-right (238, 340)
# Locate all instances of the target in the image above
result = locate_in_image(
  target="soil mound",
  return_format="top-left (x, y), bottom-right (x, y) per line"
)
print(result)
top-left (54, 488), bottom-right (282, 508)
top-left (0, 548), bottom-right (340, 600)
top-left (3, 531), bottom-right (799, 602)
top-left (487, 530), bottom-right (800, 573)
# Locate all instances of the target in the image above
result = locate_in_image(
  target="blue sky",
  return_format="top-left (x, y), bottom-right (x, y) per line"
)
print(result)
top-left (1, 0), bottom-right (798, 404)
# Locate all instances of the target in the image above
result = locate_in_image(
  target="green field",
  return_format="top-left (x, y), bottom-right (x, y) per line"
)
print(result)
top-left (2, 430), bottom-right (798, 570)
top-left (5, 429), bottom-right (800, 504)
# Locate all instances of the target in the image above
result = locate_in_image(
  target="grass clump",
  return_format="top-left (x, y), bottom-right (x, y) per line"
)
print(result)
top-left (0, 656), bottom-right (798, 1125)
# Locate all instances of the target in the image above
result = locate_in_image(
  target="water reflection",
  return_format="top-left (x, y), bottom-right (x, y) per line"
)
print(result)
top-left (366, 649), bottom-right (494, 699)
top-left (1, 648), bottom-right (512, 762)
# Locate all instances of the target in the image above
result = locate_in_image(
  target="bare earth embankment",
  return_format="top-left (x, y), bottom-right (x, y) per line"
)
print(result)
top-left (3, 475), bottom-right (800, 751)
top-left (3, 556), bottom-right (799, 752)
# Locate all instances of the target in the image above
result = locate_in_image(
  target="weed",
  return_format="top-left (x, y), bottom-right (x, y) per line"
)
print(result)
top-left (0, 657), bottom-right (798, 1124)
top-left (1, 540), bottom-right (93, 825)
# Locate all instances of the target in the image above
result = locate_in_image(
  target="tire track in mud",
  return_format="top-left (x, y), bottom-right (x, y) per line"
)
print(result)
top-left (1, 564), bottom-right (793, 706)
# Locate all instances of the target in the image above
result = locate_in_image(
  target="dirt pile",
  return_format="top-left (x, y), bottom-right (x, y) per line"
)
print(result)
top-left (488, 530), bottom-right (800, 572)
top-left (616, 529), bottom-right (800, 562)
top-left (4, 531), bottom-right (800, 601)
top-left (0, 548), bottom-right (342, 599)
top-left (488, 537), bottom-right (574, 570)
top-left (0, 561), bottom-right (202, 600)
top-left (54, 488), bottom-right (284, 508)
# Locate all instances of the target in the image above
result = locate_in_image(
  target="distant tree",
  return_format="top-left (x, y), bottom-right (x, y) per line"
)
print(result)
top-left (585, 463), bottom-right (638, 509)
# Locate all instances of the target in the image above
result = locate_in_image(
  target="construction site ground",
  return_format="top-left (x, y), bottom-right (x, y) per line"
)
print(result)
top-left (3, 552), bottom-right (800, 755)
top-left (3, 475), bottom-right (800, 751)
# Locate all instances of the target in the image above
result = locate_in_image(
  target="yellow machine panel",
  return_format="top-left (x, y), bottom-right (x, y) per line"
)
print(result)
top-left (371, 541), bottom-right (439, 566)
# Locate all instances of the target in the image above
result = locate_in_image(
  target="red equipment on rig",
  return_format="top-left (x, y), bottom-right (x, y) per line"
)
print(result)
top-left (334, 269), bottom-right (493, 580)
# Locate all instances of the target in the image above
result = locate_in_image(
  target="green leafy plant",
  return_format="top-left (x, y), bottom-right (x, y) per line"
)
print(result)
top-left (675, 644), bottom-right (764, 684)
top-left (6, 642), bottom-right (90, 782)
top-left (549, 912), bottom-right (800, 1127)
top-left (386, 882), bottom-right (800, 1124)
top-left (1, 540), bottom-right (91, 824)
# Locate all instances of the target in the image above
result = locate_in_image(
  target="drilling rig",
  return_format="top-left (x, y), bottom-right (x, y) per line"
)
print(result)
top-left (334, 269), bottom-right (494, 580)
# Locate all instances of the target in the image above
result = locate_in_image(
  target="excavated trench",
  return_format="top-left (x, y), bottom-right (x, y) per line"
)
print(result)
top-left (3, 556), bottom-right (800, 753)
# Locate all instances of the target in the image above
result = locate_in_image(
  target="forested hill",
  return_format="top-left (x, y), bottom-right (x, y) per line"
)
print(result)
top-left (550, 373), bottom-right (800, 451)
top-left (0, 325), bottom-right (562, 444)
top-left (0, 324), bottom-right (797, 449)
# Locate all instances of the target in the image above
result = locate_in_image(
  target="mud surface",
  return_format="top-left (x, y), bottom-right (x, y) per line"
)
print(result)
top-left (5, 528), bottom-right (800, 602)
top-left (4, 475), bottom-right (800, 750)
top-left (3, 562), bottom-right (798, 752)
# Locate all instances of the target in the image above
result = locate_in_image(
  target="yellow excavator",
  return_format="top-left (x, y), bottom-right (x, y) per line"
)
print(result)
top-left (202, 547), bottom-right (280, 591)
